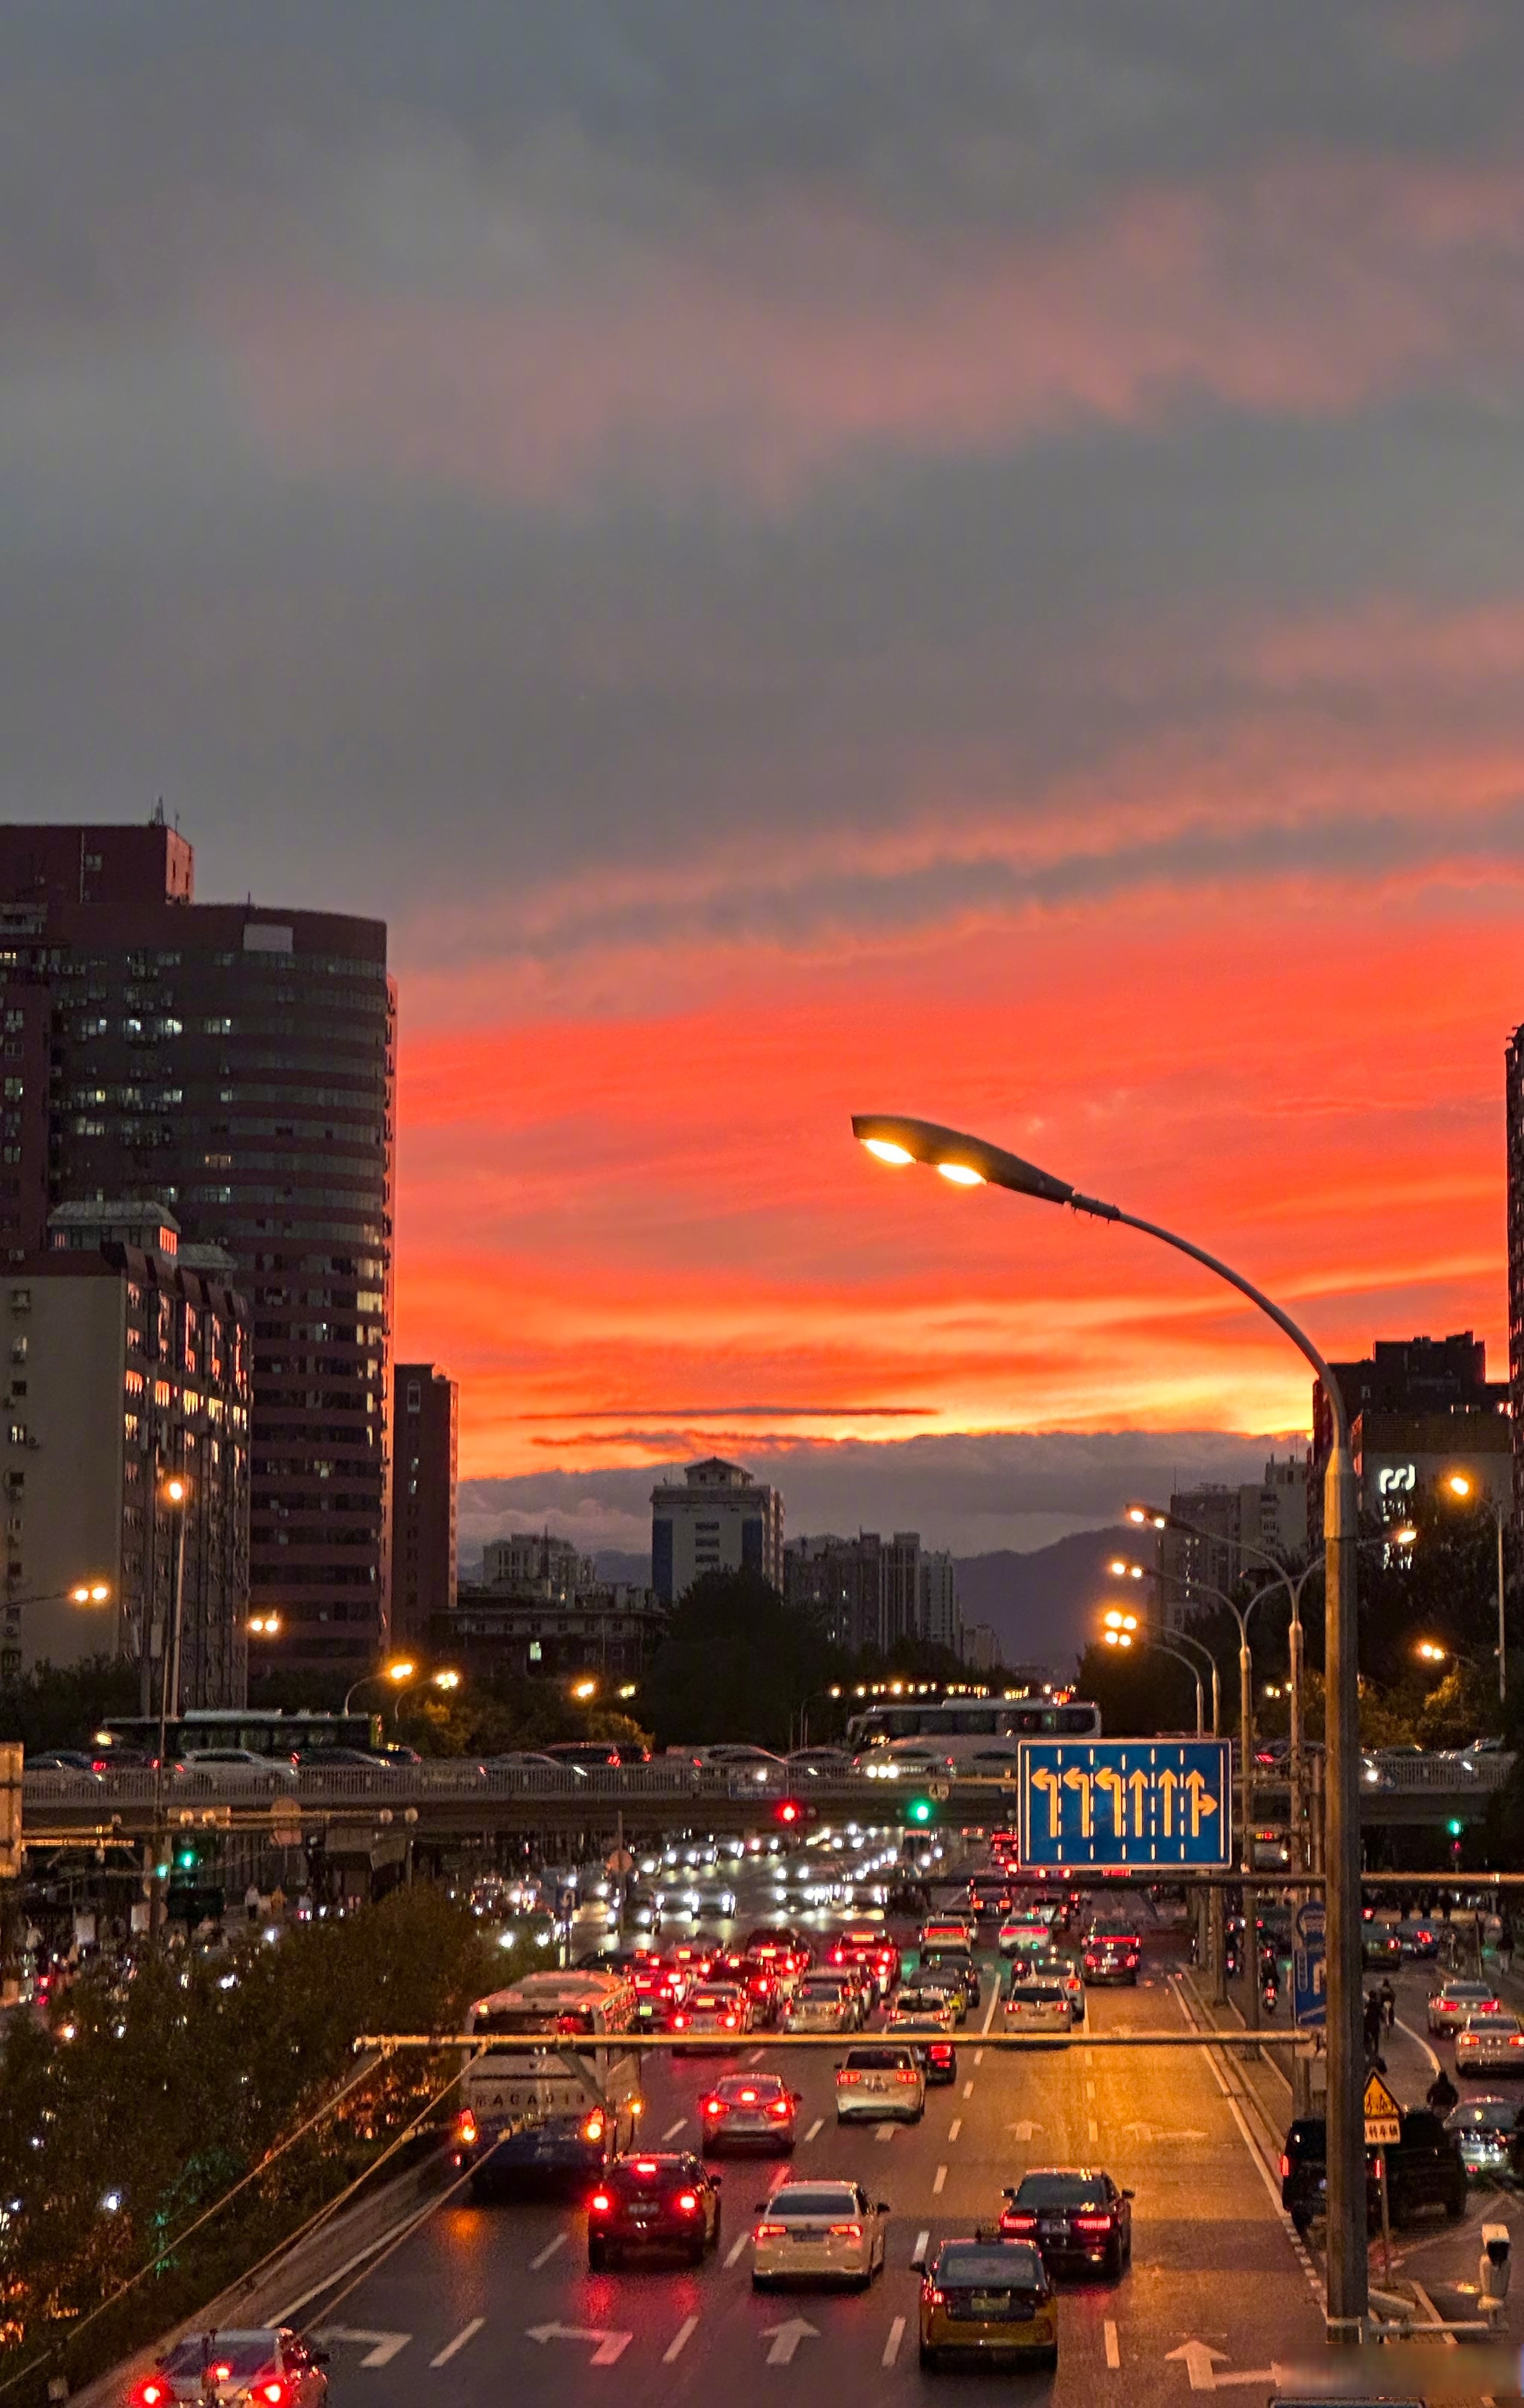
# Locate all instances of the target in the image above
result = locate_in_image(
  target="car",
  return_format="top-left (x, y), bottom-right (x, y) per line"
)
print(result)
top-left (700, 2073), bottom-right (800, 2152)
top-left (1279, 2112), bottom-right (1466, 2233)
top-left (174, 1748), bottom-right (298, 1785)
top-left (918, 2236), bottom-right (1057, 2371)
top-left (1445, 2096), bottom-right (1524, 2180)
top-left (1456, 2011), bottom-right (1524, 2076)
top-left (1395, 1917), bottom-right (1441, 1960)
top-left (587, 2153), bottom-right (722, 2267)
top-left (1361, 1927), bottom-right (1403, 1971)
top-left (885, 2011), bottom-right (958, 2084)
top-left (921, 1917), bottom-right (976, 1950)
top-left (782, 1976), bottom-right (855, 2034)
top-left (1429, 1979), bottom-right (1502, 2035)
top-left (835, 2043), bottom-right (926, 2123)
top-left (1004, 1980), bottom-right (1072, 2043)
top-left (27, 1749), bottom-right (103, 1777)
top-left (129, 2329), bottom-right (329, 2406)
top-left (919, 1946), bottom-right (982, 2010)
top-left (1027, 1953), bottom-right (1086, 2022)
top-left (671, 1983), bottom-right (751, 2049)
top-left (1000, 2168), bottom-right (1133, 2278)
top-left (288, 1745), bottom-right (393, 1771)
top-left (1081, 1930), bottom-right (1140, 1986)
top-left (967, 1882), bottom-right (1013, 1920)
top-left (998, 1915), bottom-right (1052, 1958)
top-left (751, 2178), bottom-right (890, 2289)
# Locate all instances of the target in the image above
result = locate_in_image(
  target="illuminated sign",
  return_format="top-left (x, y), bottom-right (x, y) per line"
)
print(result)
top-left (1377, 1465), bottom-right (1416, 1496)
top-left (1017, 1739), bottom-right (1232, 1869)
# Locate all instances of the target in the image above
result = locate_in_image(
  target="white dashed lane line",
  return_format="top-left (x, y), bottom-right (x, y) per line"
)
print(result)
top-left (914, 2228), bottom-right (930, 2263)
top-left (530, 2233), bottom-right (567, 2271)
top-left (963, 2080), bottom-right (974, 2100)
top-left (805, 2118), bottom-right (823, 2141)
top-left (662, 2119), bottom-right (687, 2140)
top-left (1089, 2118), bottom-right (1099, 2143)
top-left (1104, 2318), bottom-right (1120, 2370)
top-left (429, 2321), bottom-right (482, 2369)
top-left (724, 2232), bottom-right (751, 2269)
top-left (664, 2316), bottom-right (700, 2363)
top-left (882, 2317), bottom-right (906, 2368)
top-left (932, 2165), bottom-right (947, 2195)
top-left (948, 2117), bottom-right (962, 2142)
top-left (874, 2122), bottom-right (896, 2142)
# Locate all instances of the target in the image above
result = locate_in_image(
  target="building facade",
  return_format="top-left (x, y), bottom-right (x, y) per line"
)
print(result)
top-left (961, 1621), bottom-right (1001, 1673)
top-left (1158, 1455), bottom-right (1308, 1627)
top-left (650, 1458), bottom-right (785, 1604)
top-left (1, 1202), bottom-right (250, 1692)
top-left (443, 1582), bottom-right (663, 1681)
top-left (0, 820), bottom-right (394, 1674)
top-left (482, 1531), bottom-right (597, 1595)
top-left (919, 1550), bottom-right (961, 1654)
top-left (391, 1364), bottom-right (457, 1649)
top-left (1311, 1332), bottom-right (1509, 1546)
top-left (783, 1532), bottom-right (885, 1650)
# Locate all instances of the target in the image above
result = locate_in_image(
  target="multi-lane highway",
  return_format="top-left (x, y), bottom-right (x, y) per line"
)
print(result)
top-left (289, 1871), bottom-right (1329, 2403)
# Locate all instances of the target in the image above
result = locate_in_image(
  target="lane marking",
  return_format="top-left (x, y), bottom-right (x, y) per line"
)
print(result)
top-left (1086, 2081), bottom-right (1096, 2102)
top-left (1395, 2014), bottom-right (1441, 2076)
top-left (932, 2164), bottom-right (947, 2195)
top-left (531, 2233), bottom-right (568, 2271)
top-left (316, 2330), bottom-right (410, 2369)
top-left (805, 2117), bottom-right (823, 2141)
top-left (662, 2119), bottom-right (688, 2140)
top-left (725, 2231), bottom-right (750, 2267)
top-left (914, 2228), bottom-right (930, 2263)
top-left (973, 2049), bottom-right (984, 2067)
top-left (1105, 2319), bottom-right (1120, 2370)
top-left (1089, 2118), bottom-right (1099, 2143)
top-left (948, 2117), bottom-right (962, 2142)
top-left (747, 2047), bottom-right (765, 2064)
top-left (963, 2080), bottom-right (974, 2100)
top-left (981, 1989), bottom-right (999, 2035)
top-left (883, 2316), bottom-right (906, 2368)
top-left (664, 2316), bottom-right (700, 2364)
top-left (874, 2122), bottom-right (896, 2141)
top-left (429, 2321), bottom-right (484, 2369)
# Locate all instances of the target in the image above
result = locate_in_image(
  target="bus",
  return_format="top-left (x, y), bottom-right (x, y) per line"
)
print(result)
top-left (95, 1708), bottom-right (381, 1759)
top-left (846, 1696), bottom-right (1102, 1774)
top-left (455, 1968), bottom-right (640, 2187)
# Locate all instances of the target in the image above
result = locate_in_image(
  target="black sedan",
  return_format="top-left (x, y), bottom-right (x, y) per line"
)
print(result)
top-left (587, 2154), bottom-right (722, 2267)
top-left (1446, 2096), bottom-right (1524, 2182)
top-left (1001, 2167), bottom-right (1133, 2278)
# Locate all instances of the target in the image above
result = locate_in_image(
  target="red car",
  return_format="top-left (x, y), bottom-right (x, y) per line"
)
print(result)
top-left (587, 2154), bottom-right (723, 2268)
top-left (1081, 1929), bottom-right (1141, 1986)
top-left (699, 2073), bottom-right (801, 2154)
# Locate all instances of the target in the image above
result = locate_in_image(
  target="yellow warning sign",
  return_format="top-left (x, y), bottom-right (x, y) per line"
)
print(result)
top-left (1362, 2068), bottom-right (1402, 2147)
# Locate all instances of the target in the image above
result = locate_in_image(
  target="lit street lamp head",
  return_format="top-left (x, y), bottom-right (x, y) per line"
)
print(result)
top-left (851, 1113), bottom-right (1113, 1212)
top-left (385, 1658), bottom-right (417, 1683)
top-left (1446, 1473), bottom-right (1473, 1500)
top-left (164, 1475), bottom-right (189, 1505)
top-left (431, 1668), bottom-right (461, 1692)
top-left (571, 1677), bottom-right (598, 1701)
top-left (1416, 1640), bottom-right (1447, 1664)
top-left (70, 1581), bottom-right (112, 1605)
top-left (1124, 1503), bottom-right (1169, 1531)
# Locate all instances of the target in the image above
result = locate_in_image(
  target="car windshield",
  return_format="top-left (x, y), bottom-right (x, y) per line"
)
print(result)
top-left (1467, 2017), bottom-right (1520, 2034)
top-left (937, 2244), bottom-right (1043, 2289)
top-left (774, 2187), bottom-right (857, 2217)
top-left (1011, 1985), bottom-right (1066, 2005)
top-left (844, 2047), bottom-right (912, 2069)
top-left (162, 2339), bottom-right (275, 2378)
top-left (1014, 2173), bottom-right (1107, 2207)
top-left (1443, 1984), bottom-right (1495, 2000)
top-left (1449, 2102), bottom-right (1518, 2129)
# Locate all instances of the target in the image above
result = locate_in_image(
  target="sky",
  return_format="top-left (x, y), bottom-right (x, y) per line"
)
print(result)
top-left (7, 4), bottom-right (1524, 1555)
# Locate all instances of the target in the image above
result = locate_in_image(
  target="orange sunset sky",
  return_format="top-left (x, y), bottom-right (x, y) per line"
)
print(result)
top-left (7, 5), bottom-right (1524, 1549)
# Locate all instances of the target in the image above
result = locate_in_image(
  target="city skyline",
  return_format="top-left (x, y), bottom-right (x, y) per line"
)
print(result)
top-left (8, 9), bottom-right (1524, 1511)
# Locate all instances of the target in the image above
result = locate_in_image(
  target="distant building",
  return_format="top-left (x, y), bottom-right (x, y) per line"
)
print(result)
top-left (1159, 1454), bottom-right (1308, 1626)
top-left (919, 1550), bottom-right (961, 1654)
top-left (962, 1621), bottom-right (1001, 1672)
top-left (650, 1458), bottom-right (784, 1604)
top-left (391, 1364), bottom-right (457, 1648)
top-left (482, 1531), bottom-right (596, 1596)
top-left (784, 1533), bottom-right (880, 1649)
top-left (1310, 1333), bottom-right (1510, 1546)
top-left (9, 1202), bottom-right (251, 1695)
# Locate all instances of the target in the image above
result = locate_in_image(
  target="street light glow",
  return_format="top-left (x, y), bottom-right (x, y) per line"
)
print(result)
top-left (385, 1658), bottom-right (417, 1683)
top-left (431, 1668), bottom-right (461, 1692)
top-left (1446, 1473), bottom-right (1474, 1499)
top-left (248, 1612), bottom-right (282, 1637)
top-left (571, 1678), bottom-right (598, 1701)
top-left (1124, 1503), bottom-right (1168, 1530)
top-left (862, 1138), bottom-right (914, 1165)
top-left (164, 1476), bottom-right (188, 1505)
top-left (936, 1161), bottom-right (985, 1187)
top-left (1416, 1640), bottom-right (1447, 1664)
top-left (71, 1581), bottom-right (112, 1605)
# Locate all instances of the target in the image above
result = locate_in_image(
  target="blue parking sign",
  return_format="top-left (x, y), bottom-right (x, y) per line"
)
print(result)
top-left (1017, 1739), bottom-right (1232, 1870)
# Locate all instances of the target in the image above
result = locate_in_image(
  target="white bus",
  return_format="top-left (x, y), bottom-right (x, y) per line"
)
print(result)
top-left (455, 1968), bottom-right (640, 2186)
top-left (846, 1696), bottom-right (1102, 1775)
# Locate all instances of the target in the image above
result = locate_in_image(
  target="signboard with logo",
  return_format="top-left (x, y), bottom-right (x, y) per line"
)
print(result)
top-left (1293, 1899), bottom-right (1326, 2029)
top-left (1017, 1739), bottom-right (1232, 1870)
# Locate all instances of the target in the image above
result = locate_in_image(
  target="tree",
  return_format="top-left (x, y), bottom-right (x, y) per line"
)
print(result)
top-left (640, 1569), bottom-right (836, 1749)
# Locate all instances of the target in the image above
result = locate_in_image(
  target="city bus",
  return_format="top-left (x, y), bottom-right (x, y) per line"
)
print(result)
top-left (846, 1696), bottom-right (1102, 1774)
top-left (454, 1968), bottom-right (640, 2187)
top-left (94, 1708), bottom-right (381, 1759)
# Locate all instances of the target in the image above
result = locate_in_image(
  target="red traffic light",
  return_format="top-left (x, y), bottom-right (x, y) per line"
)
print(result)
top-left (777, 1799), bottom-right (801, 1824)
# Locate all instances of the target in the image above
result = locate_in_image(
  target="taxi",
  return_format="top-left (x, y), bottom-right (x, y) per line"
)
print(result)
top-left (918, 2234), bottom-right (1057, 2370)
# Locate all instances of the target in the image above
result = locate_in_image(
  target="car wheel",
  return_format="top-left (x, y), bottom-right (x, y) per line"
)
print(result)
top-left (751, 2273), bottom-right (776, 2292)
top-left (1039, 2345), bottom-right (1058, 2372)
top-left (1446, 2190), bottom-right (1466, 2221)
top-left (919, 2343), bottom-right (939, 2369)
top-left (1104, 2237), bottom-right (1123, 2280)
top-left (588, 2239), bottom-right (609, 2272)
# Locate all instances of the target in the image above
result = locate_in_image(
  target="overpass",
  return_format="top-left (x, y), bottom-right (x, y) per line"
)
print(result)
top-left (19, 1748), bottom-right (1514, 1851)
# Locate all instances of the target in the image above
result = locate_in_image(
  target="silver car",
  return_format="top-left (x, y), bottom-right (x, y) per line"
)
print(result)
top-left (783, 1977), bottom-right (855, 2034)
top-left (1456, 2012), bottom-right (1524, 2076)
top-left (133, 2329), bottom-right (329, 2404)
top-left (1429, 1979), bottom-right (1501, 2035)
top-left (835, 2043), bottom-right (926, 2124)
top-left (751, 2178), bottom-right (890, 2289)
top-left (1004, 1981), bottom-right (1072, 2043)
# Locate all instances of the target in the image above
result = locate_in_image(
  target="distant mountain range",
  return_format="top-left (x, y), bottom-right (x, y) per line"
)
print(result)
top-left (585, 1530), bottom-right (1128, 1676)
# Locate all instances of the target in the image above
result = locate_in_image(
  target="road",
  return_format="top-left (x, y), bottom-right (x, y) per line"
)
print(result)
top-left (293, 1879), bottom-right (1327, 2404)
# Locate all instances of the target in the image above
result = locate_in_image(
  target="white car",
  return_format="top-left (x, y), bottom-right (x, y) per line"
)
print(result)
top-left (783, 1978), bottom-right (855, 2034)
top-left (751, 2178), bottom-right (890, 2289)
top-left (174, 1749), bottom-right (296, 1786)
top-left (835, 2043), bottom-right (926, 2123)
top-left (1456, 2012), bottom-right (1524, 2076)
top-left (1429, 1980), bottom-right (1502, 2035)
top-left (673, 1983), bottom-right (751, 2046)
top-left (1004, 1981), bottom-right (1072, 2042)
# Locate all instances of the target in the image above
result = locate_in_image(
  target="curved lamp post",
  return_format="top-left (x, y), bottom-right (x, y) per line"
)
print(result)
top-left (1442, 1471), bottom-right (1507, 1704)
top-left (852, 1110), bottom-right (1364, 2338)
top-left (1101, 1608), bottom-right (1204, 1734)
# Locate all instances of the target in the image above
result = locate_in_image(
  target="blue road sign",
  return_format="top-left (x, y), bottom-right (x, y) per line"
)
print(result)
top-left (1017, 1739), bottom-right (1233, 1871)
top-left (1293, 1898), bottom-right (1327, 2029)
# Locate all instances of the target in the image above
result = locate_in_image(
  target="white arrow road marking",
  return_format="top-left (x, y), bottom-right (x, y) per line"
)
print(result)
top-left (663, 2119), bottom-right (688, 2139)
top-left (762, 2316), bottom-right (818, 2366)
top-left (1105, 2320), bottom-right (1120, 2370)
top-left (664, 2316), bottom-right (700, 2364)
top-left (527, 2324), bottom-right (633, 2366)
top-left (725, 2231), bottom-right (751, 2267)
top-left (805, 2117), bottom-right (823, 2141)
top-left (429, 2321), bottom-right (483, 2369)
top-left (1165, 2340), bottom-right (1229, 2391)
top-left (947, 2117), bottom-right (961, 2142)
top-left (530, 2232), bottom-right (568, 2270)
top-left (932, 2164), bottom-right (947, 2195)
top-left (1007, 2120), bottom-right (1043, 2140)
top-left (315, 2330), bottom-right (410, 2369)
top-left (882, 2316), bottom-right (906, 2368)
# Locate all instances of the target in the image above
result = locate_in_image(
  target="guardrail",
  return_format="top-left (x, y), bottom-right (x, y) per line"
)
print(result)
top-left (1363, 1751), bottom-right (1513, 1793)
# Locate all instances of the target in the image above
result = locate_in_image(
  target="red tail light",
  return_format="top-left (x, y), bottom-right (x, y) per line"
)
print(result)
top-left (590, 2190), bottom-right (613, 2213)
top-left (258, 2384), bottom-right (290, 2408)
top-left (1279, 2154), bottom-right (1290, 2180)
top-left (923, 2284), bottom-right (945, 2305)
top-left (756, 2220), bottom-right (786, 2239)
top-left (677, 2191), bottom-right (700, 2212)
top-left (768, 2099), bottom-right (791, 2120)
top-left (723, 2015), bottom-right (738, 2029)
top-left (133, 2386), bottom-right (167, 2407)
top-left (455, 2112), bottom-right (478, 2147)
top-left (895, 2068), bottom-right (918, 2082)
top-left (1073, 2213), bottom-right (1113, 2233)
top-left (1002, 2210), bottom-right (1038, 2231)
top-left (672, 2014), bottom-right (686, 2029)
top-left (929, 2044), bottom-right (953, 2064)
top-left (704, 2099), bottom-right (724, 2117)
top-left (829, 2222), bottom-right (862, 2238)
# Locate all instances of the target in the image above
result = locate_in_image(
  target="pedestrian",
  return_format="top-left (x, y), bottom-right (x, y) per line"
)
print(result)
top-left (1363, 1991), bottom-right (1384, 2056)
top-left (1427, 2065), bottom-right (1459, 2115)
top-left (1379, 1976), bottom-right (1396, 2030)
top-left (1501, 1912), bottom-right (1516, 1976)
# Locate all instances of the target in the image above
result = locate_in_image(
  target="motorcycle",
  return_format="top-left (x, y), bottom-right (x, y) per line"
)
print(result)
top-left (1260, 1974), bottom-right (1279, 2014)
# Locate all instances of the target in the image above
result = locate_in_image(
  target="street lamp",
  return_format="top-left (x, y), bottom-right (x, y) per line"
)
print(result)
top-left (1441, 1471), bottom-right (1507, 1704)
top-left (853, 1109), bottom-right (1364, 2338)
top-left (1101, 1608), bottom-right (1205, 1734)
top-left (1108, 1562), bottom-right (1223, 1730)
top-left (248, 1612), bottom-right (282, 1638)
top-left (343, 1658), bottom-right (417, 1715)
top-left (796, 1684), bottom-right (844, 1749)
top-left (571, 1677), bottom-right (598, 1702)
top-left (69, 1581), bottom-right (112, 1607)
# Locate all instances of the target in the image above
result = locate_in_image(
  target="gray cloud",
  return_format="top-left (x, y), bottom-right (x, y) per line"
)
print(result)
top-left (458, 1426), bottom-right (1291, 1562)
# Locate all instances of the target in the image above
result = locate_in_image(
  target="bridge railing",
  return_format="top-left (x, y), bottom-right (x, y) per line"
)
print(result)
top-left (1362, 1750), bottom-right (1513, 1793)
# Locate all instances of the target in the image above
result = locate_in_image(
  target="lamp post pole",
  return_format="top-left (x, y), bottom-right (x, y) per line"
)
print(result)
top-left (853, 1110), bottom-right (1365, 2338)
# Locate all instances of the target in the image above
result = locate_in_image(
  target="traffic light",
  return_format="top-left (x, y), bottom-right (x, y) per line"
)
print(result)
top-left (775, 1798), bottom-right (816, 1830)
top-left (174, 1838), bottom-right (201, 1874)
top-left (1447, 1816), bottom-right (1465, 1863)
top-left (903, 1795), bottom-right (935, 1828)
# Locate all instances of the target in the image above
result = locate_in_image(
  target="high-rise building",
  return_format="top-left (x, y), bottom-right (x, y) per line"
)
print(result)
top-left (650, 1458), bottom-right (785, 1604)
top-left (961, 1621), bottom-right (1001, 1672)
top-left (1310, 1332), bottom-right (1509, 1547)
top-left (0, 820), bottom-right (394, 1675)
top-left (783, 1532), bottom-right (884, 1650)
top-left (2, 1201), bottom-right (251, 1692)
top-left (482, 1531), bottom-right (597, 1595)
top-left (919, 1550), bottom-right (960, 1654)
top-left (391, 1364), bottom-right (457, 1649)
top-left (1159, 1455), bottom-right (1308, 1626)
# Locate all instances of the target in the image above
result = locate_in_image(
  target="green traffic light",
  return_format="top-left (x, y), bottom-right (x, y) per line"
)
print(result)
top-left (175, 1844), bottom-right (198, 1871)
top-left (1447, 1818), bottom-right (1464, 1839)
top-left (906, 1798), bottom-right (934, 1827)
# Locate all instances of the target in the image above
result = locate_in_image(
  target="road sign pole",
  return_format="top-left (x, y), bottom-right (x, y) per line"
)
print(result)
top-left (1325, 1433), bottom-right (1365, 2341)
